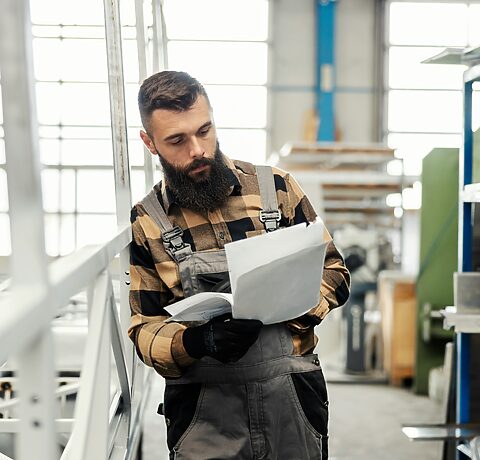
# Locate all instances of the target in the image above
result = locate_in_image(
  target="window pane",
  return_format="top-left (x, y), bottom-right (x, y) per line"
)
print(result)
top-left (388, 46), bottom-right (465, 90)
top-left (207, 85), bottom-right (267, 128)
top-left (40, 139), bottom-right (61, 165)
top-left (36, 82), bottom-right (61, 124)
top-left (164, 0), bottom-right (268, 41)
top-left (0, 139), bottom-right (6, 164)
top-left (44, 214), bottom-right (60, 256)
top-left (389, 2), bottom-right (468, 46)
top-left (129, 139), bottom-right (145, 167)
top-left (131, 169), bottom-right (148, 205)
top-left (61, 140), bottom-right (113, 165)
top-left (77, 214), bottom-right (117, 247)
top-left (388, 90), bottom-right (462, 133)
top-left (33, 25), bottom-right (104, 39)
top-left (77, 170), bottom-right (115, 212)
top-left (61, 126), bottom-right (111, 139)
top-left (122, 39), bottom-right (140, 84)
top-left (59, 214), bottom-right (76, 255)
top-left (33, 38), bottom-right (60, 81)
top-left (0, 169), bottom-right (8, 212)
top-left (39, 125), bottom-right (61, 138)
top-left (388, 132), bottom-right (461, 175)
top-left (125, 83), bottom-right (142, 127)
top-left (119, 0), bottom-right (137, 26)
top-left (468, 5), bottom-right (480, 46)
top-left (30, 0), bottom-right (105, 25)
top-left (217, 129), bottom-right (266, 164)
top-left (43, 83), bottom-right (120, 127)
top-left (168, 42), bottom-right (268, 85)
top-left (60, 169), bottom-right (76, 212)
top-left (61, 83), bottom-right (111, 125)
top-left (42, 169), bottom-right (60, 212)
top-left (128, 127), bottom-right (142, 142)
top-left (33, 38), bottom-right (108, 82)
top-left (0, 213), bottom-right (11, 256)
top-left (42, 214), bottom-right (76, 256)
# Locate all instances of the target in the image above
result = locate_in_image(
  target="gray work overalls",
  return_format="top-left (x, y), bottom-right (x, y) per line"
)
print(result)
top-left (141, 166), bottom-right (329, 460)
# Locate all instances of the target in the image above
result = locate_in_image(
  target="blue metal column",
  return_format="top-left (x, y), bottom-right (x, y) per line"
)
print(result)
top-left (316, 0), bottom-right (336, 141)
top-left (457, 75), bottom-right (475, 459)
top-left (460, 80), bottom-right (474, 273)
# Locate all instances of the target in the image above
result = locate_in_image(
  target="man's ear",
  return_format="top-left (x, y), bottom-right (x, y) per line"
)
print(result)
top-left (140, 130), bottom-right (158, 156)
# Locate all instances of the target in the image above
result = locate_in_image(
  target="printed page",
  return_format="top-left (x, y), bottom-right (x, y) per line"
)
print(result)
top-left (165, 220), bottom-right (331, 324)
top-left (232, 242), bottom-right (328, 324)
top-left (225, 219), bottom-right (330, 299)
top-left (165, 292), bottom-right (233, 322)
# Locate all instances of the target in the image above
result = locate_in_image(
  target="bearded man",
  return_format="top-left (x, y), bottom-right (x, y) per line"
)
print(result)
top-left (128, 70), bottom-right (350, 460)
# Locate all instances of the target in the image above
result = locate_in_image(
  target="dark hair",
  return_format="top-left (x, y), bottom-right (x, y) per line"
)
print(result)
top-left (138, 70), bottom-right (209, 132)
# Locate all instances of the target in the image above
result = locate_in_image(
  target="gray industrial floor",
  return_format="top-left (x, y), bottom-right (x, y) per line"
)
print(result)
top-left (142, 373), bottom-right (443, 460)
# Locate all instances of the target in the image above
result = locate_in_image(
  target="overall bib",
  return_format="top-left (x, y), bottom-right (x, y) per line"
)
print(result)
top-left (141, 166), bottom-right (329, 460)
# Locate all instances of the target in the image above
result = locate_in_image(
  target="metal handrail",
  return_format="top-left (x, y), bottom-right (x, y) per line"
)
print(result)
top-left (0, 226), bottom-right (131, 365)
top-left (0, 0), bottom-right (167, 458)
top-left (61, 271), bottom-right (116, 460)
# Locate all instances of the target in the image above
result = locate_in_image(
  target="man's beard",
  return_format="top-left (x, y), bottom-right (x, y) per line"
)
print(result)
top-left (158, 144), bottom-right (232, 214)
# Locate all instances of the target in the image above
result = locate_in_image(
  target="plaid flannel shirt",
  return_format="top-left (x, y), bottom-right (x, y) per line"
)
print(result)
top-left (128, 156), bottom-right (350, 377)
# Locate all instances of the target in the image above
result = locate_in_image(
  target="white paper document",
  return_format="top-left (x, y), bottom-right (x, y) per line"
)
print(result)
top-left (164, 292), bottom-right (233, 323)
top-left (165, 219), bottom-right (331, 325)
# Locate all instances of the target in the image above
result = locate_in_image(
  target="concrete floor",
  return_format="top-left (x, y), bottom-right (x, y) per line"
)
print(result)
top-left (328, 383), bottom-right (442, 460)
top-left (142, 373), bottom-right (443, 460)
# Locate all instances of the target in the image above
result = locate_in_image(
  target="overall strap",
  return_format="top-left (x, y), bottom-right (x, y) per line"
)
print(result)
top-left (140, 189), bottom-right (192, 263)
top-left (255, 165), bottom-right (281, 232)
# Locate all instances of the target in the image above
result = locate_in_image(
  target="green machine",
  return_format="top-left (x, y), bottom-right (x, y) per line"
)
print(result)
top-left (415, 148), bottom-right (458, 395)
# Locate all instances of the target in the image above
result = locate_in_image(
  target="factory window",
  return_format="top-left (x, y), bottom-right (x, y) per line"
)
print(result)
top-left (386, 1), bottom-right (480, 179)
top-left (163, 0), bottom-right (269, 164)
top-left (0, 0), bottom-right (270, 257)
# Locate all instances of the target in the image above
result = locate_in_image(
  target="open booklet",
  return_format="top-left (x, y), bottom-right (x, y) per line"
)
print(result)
top-left (165, 219), bottom-right (331, 325)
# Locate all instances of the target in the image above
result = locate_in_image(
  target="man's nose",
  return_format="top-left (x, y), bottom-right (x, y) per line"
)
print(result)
top-left (189, 136), bottom-right (205, 158)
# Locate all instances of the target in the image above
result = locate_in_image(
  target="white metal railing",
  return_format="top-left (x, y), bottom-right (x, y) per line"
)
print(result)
top-left (0, 0), bottom-right (166, 458)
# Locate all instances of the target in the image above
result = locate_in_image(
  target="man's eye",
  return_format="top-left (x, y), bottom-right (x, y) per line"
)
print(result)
top-left (199, 127), bottom-right (210, 136)
top-left (170, 138), bottom-right (183, 145)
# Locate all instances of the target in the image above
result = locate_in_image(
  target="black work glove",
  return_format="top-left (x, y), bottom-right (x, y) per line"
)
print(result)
top-left (183, 314), bottom-right (263, 363)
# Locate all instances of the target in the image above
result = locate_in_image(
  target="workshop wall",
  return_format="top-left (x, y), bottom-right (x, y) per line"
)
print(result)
top-left (270, 0), bottom-right (378, 154)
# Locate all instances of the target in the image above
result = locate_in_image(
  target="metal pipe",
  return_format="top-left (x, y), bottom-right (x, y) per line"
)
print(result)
top-left (103, 0), bottom-right (132, 228)
top-left (152, 0), bottom-right (168, 72)
top-left (134, 0), bottom-right (155, 192)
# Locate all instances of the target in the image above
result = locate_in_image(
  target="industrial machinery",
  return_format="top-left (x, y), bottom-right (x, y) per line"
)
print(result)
top-left (334, 224), bottom-right (393, 375)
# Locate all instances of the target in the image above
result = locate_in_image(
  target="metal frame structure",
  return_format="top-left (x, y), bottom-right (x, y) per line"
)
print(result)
top-left (398, 47), bottom-right (480, 458)
top-left (455, 62), bottom-right (480, 460)
top-left (0, 0), bottom-right (166, 458)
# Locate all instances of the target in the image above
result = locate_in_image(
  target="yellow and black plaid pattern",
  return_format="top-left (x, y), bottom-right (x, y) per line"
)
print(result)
top-left (128, 156), bottom-right (350, 377)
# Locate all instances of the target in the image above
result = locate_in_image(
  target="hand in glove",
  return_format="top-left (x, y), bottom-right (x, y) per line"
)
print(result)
top-left (183, 314), bottom-right (263, 363)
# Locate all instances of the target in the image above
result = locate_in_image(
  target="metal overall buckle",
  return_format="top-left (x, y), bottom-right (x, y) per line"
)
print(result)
top-left (162, 226), bottom-right (191, 261)
top-left (259, 209), bottom-right (281, 232)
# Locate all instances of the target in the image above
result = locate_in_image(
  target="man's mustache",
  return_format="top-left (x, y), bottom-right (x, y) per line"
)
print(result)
top-left (185, 157), bottom-right (214, 173)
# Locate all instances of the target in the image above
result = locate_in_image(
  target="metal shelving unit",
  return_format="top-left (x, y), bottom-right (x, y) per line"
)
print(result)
top-left (401, 47), bottom-right (480, 459)
top-left (276, 141), bottom-right (405, 230)
top-left (454, 61), bottom-right (480, 460)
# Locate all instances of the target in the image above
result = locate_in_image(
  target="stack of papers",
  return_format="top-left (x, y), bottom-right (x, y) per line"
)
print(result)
top-left (165, 219), bottom-right (330, 325)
